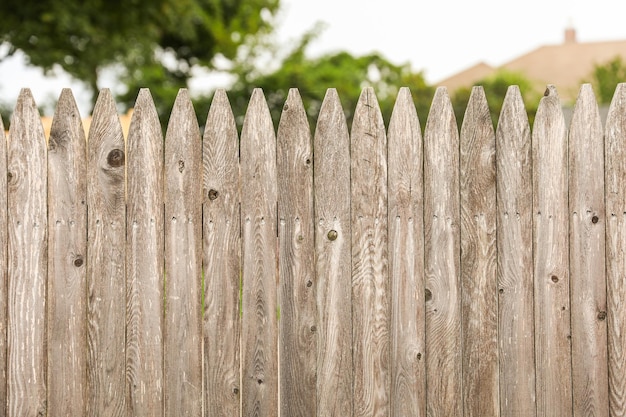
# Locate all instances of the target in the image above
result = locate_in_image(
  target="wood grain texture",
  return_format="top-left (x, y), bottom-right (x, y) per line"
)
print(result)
top-left (240, 89), bottom-right (278, 417)
top-left (496, 86), bottom-right (536, 416)
top-left (277, 89), bottom-right (316, 416)
top-left (387, 87), bottom-right (425, 417)
top-left (350, 87), bottom-right (389, 417)
top-left (86, 89), bottom-right (126, 417)
top-left (202, 89), bottom-right (241, 416)
top-left (0, 110), bottom-right (7, 417)
top-left (126, 89), bottom-right (164, 417)
top-left (532, 85), bottom-right (572, 417)
top-left (606, 83), bottom-right (626, 417)
top-left (460, 87), bottom-right (499, 417)
top-left (314, 89), bottom-right (353, 417)
top-left (164, 89), bottom-right (202, 417)
top-left (47, 89), bottom-right (87, 417)
top-left (423, 87), bottom-right (462, 417)
top-left (6, 89), bottom-right (47, 416)
top-left (568, 84), bottom-right (608, 417)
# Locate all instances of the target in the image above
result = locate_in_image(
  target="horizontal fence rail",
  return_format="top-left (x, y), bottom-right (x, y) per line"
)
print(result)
top-left (0, 83), bottom-right (623, 416)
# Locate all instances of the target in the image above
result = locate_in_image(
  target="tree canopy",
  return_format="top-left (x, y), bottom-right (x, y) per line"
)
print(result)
top-left (0, 0), bottom-right (279, 97)
top-left (587, 56), bottom-right (626, 104)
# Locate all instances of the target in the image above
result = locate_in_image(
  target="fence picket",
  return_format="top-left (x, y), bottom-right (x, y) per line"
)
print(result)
top-left (460, 87), bottom-right (499, 417)
top-left (533, 85), bottom-right (572, 417)
top-left (388, 87), bottom-right (425, 417)
top-left (47, 89), bottom-right (87, 417)
top-left (606, 83), bottom-right (626, 417)
top-left (240, 88), bottom-right (278, 416)
top-left (277, 89), bottom-right (316, 416)
top-left (424, 87), bottom-right (462, 417)
top-left (314, 89), bottom-right (353, 417)
top-left (496, 86), bottom-right (536, 416)
top-left (202, 89), bottom-right (241, 416)
top-left (351, 87), bottom-right (389, 417)
top-left (126, 89), bottom-right (164, 416)
top-left (164, 89), bottom-right (202, 417)
top-left (0, 112), bottom-right (6, 417)
top-left (568, 84), bottom-right (608, 417)
top-left (7, 89), bottom-right (47, 416)
top-left (86, 89), bottom-right (126, 417)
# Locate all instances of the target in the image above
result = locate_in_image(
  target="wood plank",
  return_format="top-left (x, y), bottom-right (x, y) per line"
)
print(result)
top-left (6, 89), bottom-right (47, 416)
top-left (423, 87), bottom-right (462, 417)
top-left (460, 87), bottom-right (498, 417)
top-left (569, 84), bottom-right (608, 417)
top-left (277, 89), bottom-right (316, 416)
top-left (314, 88), bottom-right (353, 417)
top-left (0, 110), bottom-right (7, 417)
top-left (47, 89), bottom-right (88, 416)
top-left (532, 85), bottom-right (572, 417)
top-left (350, 87), bottom-right (389, 417)
top-left (387, 87), bottom-right (425, 417)
top-left (606, 83), bottom-right (626, 417)
top-left (86, 88), bottom-right (126, 417)
top-left (164, 89), bottom-right (202, 417)
top-left (496, 86), bottom-right (536, 416)
top-left (202, 89), bottom-right (241, 416)
top-left (240, 88), bottom-right (278, 417)
top-left (126, 89), bottom-right (164, 417)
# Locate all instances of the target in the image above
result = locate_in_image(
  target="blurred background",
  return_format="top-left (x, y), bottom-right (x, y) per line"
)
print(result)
top-left (1, 0), bottom-right (625, 131)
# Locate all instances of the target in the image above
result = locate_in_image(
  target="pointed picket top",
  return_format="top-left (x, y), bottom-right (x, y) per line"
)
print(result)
top-left (165, 88), bottom-right (199, 142)
top-left (606, 82), bottom-right (626, 417)
top-left (128, 88), bottom-right (161, 148)
top-left (461, 86), bottom-right (494, 141)
top-left (570, 84), bottom-right (601, 135)
top-left (10, 88), bottom-right (46, 147)
top-left (89, 88), bottom-right (124, 145)
top-left (314, 88), bottom-right (353, 417)
top-left (203, 88), bottom-right (238, 205)
top-left (497, 86), bottom-right (530, 142)
top-left (534, 84), bottom-right (565, 134)
top-left (278, 88), bottom-right (309, 145)
top-left (241, 88), bottom-right (275, 148)
top-left (351, 87), bottom-right (386, 215)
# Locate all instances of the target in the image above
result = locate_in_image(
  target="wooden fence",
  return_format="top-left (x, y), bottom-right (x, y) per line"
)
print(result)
top-left (0, 82), bottom-right (622, 417)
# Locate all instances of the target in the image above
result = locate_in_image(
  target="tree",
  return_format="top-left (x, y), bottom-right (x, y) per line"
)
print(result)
top-left (215, 27), bottom-right (435, 132)
top-left (587, 56), bottom-right (626, 104)
top-left (451, 69), bottom-right (541, 130)
top-left (0, 0), bottom-right (280, 104)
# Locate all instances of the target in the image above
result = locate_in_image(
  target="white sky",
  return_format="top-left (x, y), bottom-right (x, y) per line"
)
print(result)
top-left (0, 0), bottom-right (625, 115)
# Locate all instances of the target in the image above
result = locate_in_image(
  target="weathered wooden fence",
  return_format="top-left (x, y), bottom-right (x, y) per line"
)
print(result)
top-left (0, 83), bottom-right (622, 416)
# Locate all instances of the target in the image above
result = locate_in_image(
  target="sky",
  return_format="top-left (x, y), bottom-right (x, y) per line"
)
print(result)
top-left (1, 0), bottom-right (625, 115)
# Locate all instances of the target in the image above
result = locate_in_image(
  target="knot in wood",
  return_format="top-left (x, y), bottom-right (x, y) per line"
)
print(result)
top-left (327, 230), bottom-right (338, 241)
top-left (107, 149), bottom-right (125, 167)
top-left (74, 256), bottom-right (84, 267)
top-left (208, 189), bottom-right (219, 200)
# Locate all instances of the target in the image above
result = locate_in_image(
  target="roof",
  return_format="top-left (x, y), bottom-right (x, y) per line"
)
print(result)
top-left (436, 29), bottom-right (626, 102)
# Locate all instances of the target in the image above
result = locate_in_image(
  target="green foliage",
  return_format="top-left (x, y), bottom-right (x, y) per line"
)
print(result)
top-left (451, 69), bottom-right (540, 130)
top-left (0, 0), bottom-right (280, 106)
top-left (588, 56), bottom-right (626, 104)
top-left (218, 27), bottom-right (435, 132)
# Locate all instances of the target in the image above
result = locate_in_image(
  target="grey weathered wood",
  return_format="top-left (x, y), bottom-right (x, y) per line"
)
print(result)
top-left (423, 87), bottom-right (462, 417)
top-left (0, 111), bottom-right (7, 417)
top-left (86, 89), bottom-right (126, 417)
top-left (387, 87), bottom-right (425, 417)
top-left (606, 82), bottom-right (626, 417)
top-left (532, 85), bottom-right (572, 417)
top-left (277, 89), bottom-right (316, 416)
top-left (496, 86), bottom-right (536, 416)
top-left (314, 88), bottom-right (353, 417)
top-left (126, 89), bottom-right (164, 417)
top-left (568, 84), bottom-right (608, 417)
top-left (164, 89), bottom-right (202, 417)
top-left (202, 89), bottom-right (241, 416)
top-left (240, 88), bottom-right (278, 417)
top-left (47, 89), bottom-right (87, 417)
top-left (460, 87), bottom-right (499, 417)
top-left (350, 87), bottom-right (389, 417)
top-left (6, 89), bottom-right (47, 416)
